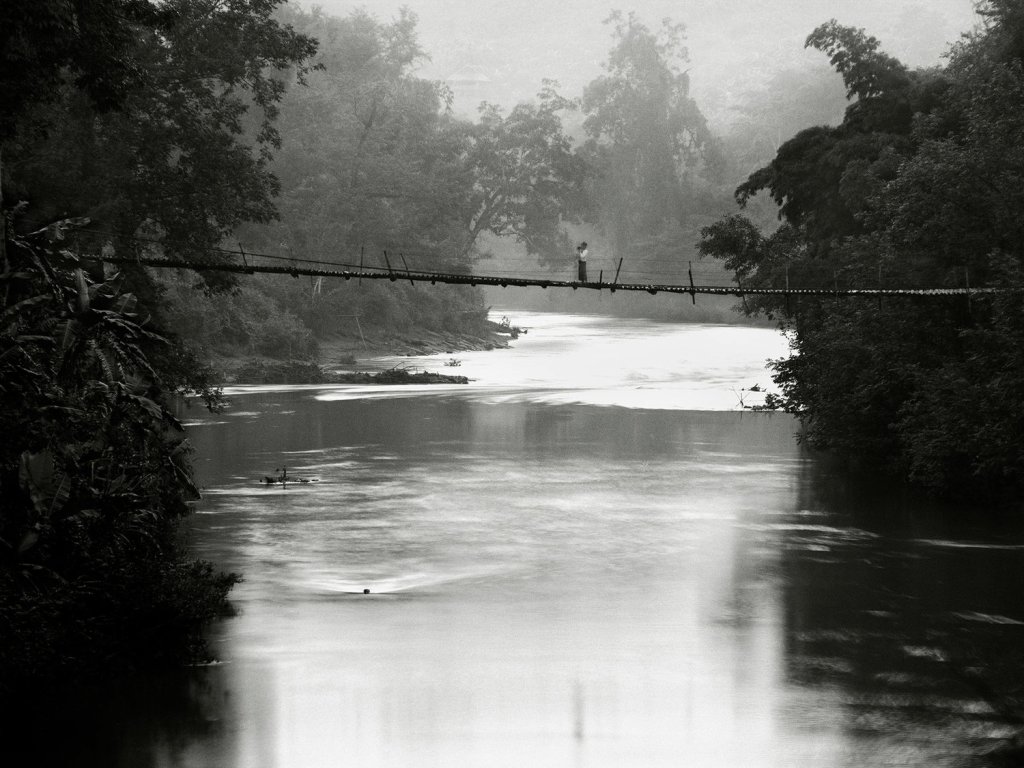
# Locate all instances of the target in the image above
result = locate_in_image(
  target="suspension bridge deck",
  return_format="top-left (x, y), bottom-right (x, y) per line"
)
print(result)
top-left (91, 255), bottom-right (1003, 298)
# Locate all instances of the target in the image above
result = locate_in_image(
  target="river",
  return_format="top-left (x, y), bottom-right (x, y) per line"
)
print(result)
top-left (39, 312), bottom-right (1024, 767)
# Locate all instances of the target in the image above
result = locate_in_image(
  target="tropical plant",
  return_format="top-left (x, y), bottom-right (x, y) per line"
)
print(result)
top-left (0, 223), bottom-right (236, 692)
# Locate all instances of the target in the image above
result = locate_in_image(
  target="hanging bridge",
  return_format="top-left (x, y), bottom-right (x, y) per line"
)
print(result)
top-left (87, 252), bottom-right (1006, 300)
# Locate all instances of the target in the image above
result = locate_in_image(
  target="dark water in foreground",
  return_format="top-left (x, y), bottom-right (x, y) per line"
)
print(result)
top-left (24, 313), bottom-right (1024, 767)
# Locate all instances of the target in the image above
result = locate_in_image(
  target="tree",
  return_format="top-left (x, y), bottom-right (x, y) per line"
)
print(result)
top-left (703, 18), bottom-right (954, 299)
top-left (0, 0), bottom-right (173, 141)
top-left (225, 7), bottom-right (587, 345)
top-left (580, 11), bottom-right (722, 279)
top-left (700, 4), bottom-right (1024, 498)
top-left (3, 0), bottom-right (318, 283)
top-left (250, 6), bottom-right (447, 262)
top-left (464, 84), bottom-right (588, 268)
top-left (722, 65), bottom-right (848, 189)
top-left (0, 0), bottom-right (318, 691)
top-left (0, 226), bottom-right (237, 693)
top-left (1, 0), bottom-right (169, 263)
top-left (225, 6), bottom-right (490, 342)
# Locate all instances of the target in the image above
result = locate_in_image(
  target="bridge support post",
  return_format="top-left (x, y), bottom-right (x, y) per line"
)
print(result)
top-left (382, 250), bottom-right (397, 280)
top-left (399, 252), bottom-right (415, 286)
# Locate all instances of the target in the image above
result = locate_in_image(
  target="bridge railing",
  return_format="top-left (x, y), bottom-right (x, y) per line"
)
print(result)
top-left (82, 251), bottom-right (1019, 299)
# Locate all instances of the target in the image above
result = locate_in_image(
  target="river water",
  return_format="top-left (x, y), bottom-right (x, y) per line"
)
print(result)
top-left (43, 312), bottom-right (1024, 767)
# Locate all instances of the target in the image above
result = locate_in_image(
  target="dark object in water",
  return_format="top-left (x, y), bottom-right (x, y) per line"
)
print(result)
top-left (260, 467), bottom-right (317, 485)
top-left (363, 589), bottom-right (370, 594)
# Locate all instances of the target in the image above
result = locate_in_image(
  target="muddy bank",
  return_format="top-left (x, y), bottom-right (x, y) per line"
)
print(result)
top-left (221, 359), bottom-right (470, 385)
top-left (321, 319), bottom-right (522, 359)
top-left (218, 320), bottom-right (523, 385)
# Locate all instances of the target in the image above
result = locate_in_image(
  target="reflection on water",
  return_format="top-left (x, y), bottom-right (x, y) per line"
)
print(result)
top-left (24, 313), bottom-right (1024, 768)
top-left (226, 312), bottom-right (791, 412)
top-left (183, 400), bottom-right (814, 768)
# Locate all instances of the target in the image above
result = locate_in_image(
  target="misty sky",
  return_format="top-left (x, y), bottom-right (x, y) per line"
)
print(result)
top-left (298, 0), bottom-right (979, 127)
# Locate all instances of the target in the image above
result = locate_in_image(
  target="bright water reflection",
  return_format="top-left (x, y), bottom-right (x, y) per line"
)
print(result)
top-left (191, 409), bottom-right (817, 767)
top-left (222, 312), bottom-right (791, 411)
top-left (33, 313), bottom-right (1024, 768)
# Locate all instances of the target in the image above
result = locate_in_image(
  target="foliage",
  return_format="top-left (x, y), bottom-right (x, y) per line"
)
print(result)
top-left (223, 7), bottom-right (480, 342)
top-left (580, 11), bottom-right (724, 280)
top-left (221, 6), bottom-right (586, 345)
top-left (0, 230), bottom-right (237, 693)
top-left (0, 0), bottom-right (325, 692)
top-left (721, 65), bottom-right (848, 183)
top-left (0, 0), bottom-right (174, 142)
top-left (466, 85), bottom-right (588, 268)
top-left (246, 6), bottom-right (451, 261)
top-left (232, 358), bottom-right (324, 384)
top-left (157, 271), bottom-right (316, 358)
top-left (3, 0), bottom-right (318, 283)
top-left (700, 3), bottom-right (1024, 499)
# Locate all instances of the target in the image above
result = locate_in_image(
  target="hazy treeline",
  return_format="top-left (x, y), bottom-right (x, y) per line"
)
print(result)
top-left (701, 1), bottom-right (1024, 500)
top-left (154, 4), bottom-right (855, 349)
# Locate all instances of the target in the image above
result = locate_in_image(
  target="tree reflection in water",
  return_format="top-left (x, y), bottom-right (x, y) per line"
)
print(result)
top-left (779, 462), bottom-right (1024, 765)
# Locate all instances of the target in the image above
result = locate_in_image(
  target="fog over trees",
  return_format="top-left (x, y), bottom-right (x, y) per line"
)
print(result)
top-left (274, 0), bottom-right (975, 316)
top-left (311, 0), bottom-right (975, 122)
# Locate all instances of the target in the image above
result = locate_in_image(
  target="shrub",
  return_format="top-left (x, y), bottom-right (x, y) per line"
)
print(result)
top-left (0, 231), bottom-right (238, 694)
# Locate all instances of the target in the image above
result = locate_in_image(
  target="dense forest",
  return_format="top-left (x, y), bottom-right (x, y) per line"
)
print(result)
top-left (0, 3), bottom-right (850, 371)
top-left (155, 5), bottom-right (759, 355)
top-left (701, 0), bottom-right (1024, 500)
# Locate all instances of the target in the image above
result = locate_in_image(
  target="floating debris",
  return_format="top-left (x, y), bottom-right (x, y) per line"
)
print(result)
top-left (259, 467), bottom-right (319, 486)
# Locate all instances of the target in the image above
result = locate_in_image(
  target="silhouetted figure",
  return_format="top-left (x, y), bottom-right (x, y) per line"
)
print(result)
top-left (577, 242), bottom-right (588, 282)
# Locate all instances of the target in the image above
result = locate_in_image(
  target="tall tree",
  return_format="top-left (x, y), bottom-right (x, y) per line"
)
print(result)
top-left (244, 6), bottom-right (462, 265)
top-left (3, 0), bottom-right (317, 281)
top-left (229, 6), bottom-right (489, 338)
top-left (722, 65), bottom-right (848, 185)
top-left (1, 0), bottom-right (170, 262)
top-left (701, 4), bottom-right (1024, 497)
top-left (228, 7), bottom-right (588, 341)
top-left (464, 83), bottom-right (587, 269)
top-left (580, 11), bottom-right (721, 279)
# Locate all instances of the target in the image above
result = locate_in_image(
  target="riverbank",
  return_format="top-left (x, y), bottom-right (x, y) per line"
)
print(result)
top-left (216, 319), bottom-right (521, 384)
top-left (323, 318), bottom-right (520, 359)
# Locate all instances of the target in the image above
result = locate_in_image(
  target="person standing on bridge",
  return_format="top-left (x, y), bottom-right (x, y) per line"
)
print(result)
top-left (577, 242), bottom-right (588, 282)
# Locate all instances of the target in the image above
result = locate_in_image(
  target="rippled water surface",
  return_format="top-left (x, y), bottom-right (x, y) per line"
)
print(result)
top-left (43, 312), bottom-right (1024, 767)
